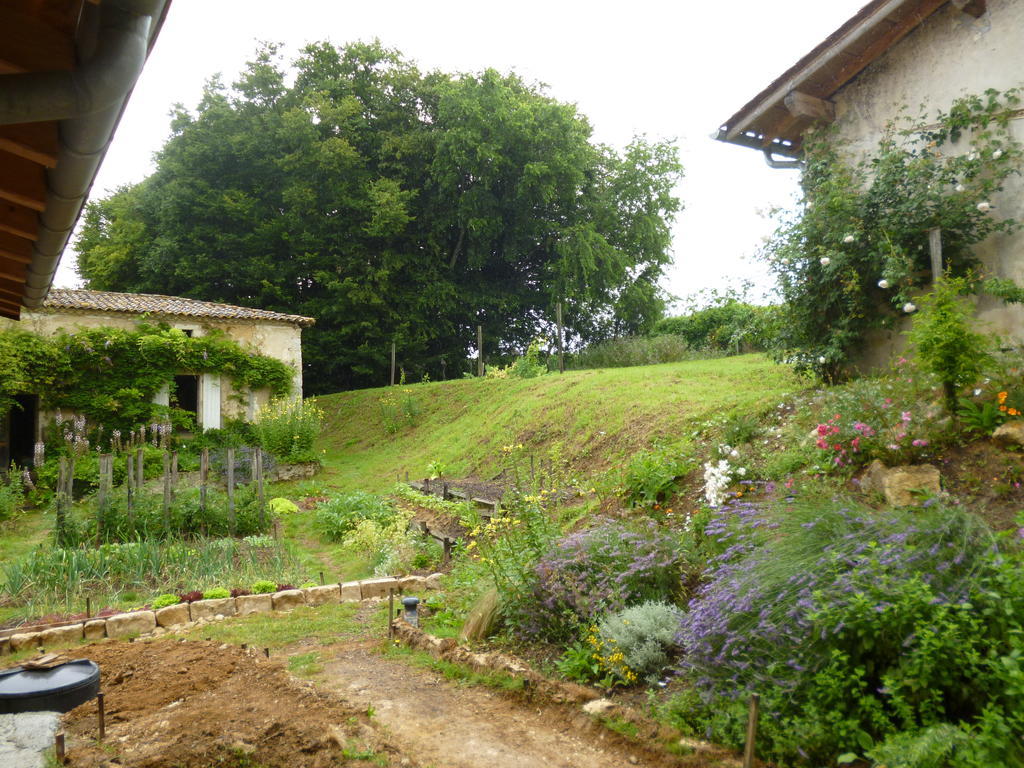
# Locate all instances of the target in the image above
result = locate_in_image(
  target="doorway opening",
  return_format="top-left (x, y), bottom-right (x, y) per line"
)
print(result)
top-left (173, 375), bottom-right (199, 427)
top-left (6, 394), bottom-right (38, 467)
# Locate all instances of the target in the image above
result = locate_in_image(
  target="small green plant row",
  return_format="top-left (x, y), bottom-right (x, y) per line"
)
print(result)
top-left (150, 580), bottom-right (317, 610)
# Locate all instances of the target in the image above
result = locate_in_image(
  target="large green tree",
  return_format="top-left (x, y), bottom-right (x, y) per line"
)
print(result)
top-left (77, 42), bottom-right (682, 392)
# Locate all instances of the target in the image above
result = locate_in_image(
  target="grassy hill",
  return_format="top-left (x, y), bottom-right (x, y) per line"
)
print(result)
top-left (314, 354), bottom-right (802, 493)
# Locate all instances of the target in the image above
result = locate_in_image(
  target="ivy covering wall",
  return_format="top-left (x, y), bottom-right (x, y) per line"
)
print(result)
top-left (0, 323), bottom-right (294, 434)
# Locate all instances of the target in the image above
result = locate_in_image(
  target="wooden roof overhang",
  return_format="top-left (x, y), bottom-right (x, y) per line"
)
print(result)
top-left (713, 0), bottom-right (986, 163)
top-left (0, 0), bottom-right (170, 319)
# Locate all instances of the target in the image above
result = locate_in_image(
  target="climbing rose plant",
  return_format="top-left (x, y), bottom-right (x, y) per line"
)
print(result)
top-left (762, 87), bottom-right (1022, 381)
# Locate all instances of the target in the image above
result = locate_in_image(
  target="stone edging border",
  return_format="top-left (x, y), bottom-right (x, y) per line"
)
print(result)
top-left (1, 573), bottom-right (443, 656)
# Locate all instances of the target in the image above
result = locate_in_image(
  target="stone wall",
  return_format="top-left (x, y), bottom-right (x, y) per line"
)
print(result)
top-left (0, 574), bottom-right (442, 656)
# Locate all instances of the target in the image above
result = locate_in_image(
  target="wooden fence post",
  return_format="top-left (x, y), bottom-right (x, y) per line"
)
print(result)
top-left (226, 447), bottom-right (236, 534)
top-left (199, 448), bottom-right (209, 513)
top-left (556, 301), bottom-right (565, 373)
top-left (477, 324), bottom-right (484, 377)
top-left (135, 447), bottom-right (144, 489)
top-left (743, 693), bottom-right (760, 768)
top-left (253, 447), bottom-right (265, 529)
top-left (125, 451), bottom-right (134, 518)
top-left (390, 341), bottom-right (397, 387)
top-left (928, 227), bottom-right (943, 282)
top-left (162, 451), bottom-right (171, 531)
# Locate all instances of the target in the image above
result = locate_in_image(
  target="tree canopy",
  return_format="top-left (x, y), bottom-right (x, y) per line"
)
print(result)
top-left (76, 42), bottom-right (682, 392)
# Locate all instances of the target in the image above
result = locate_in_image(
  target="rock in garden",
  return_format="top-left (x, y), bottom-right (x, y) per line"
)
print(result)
top-left (399, 575), bottom-right (427, 592)
top-left (37, 624), bottom-right (83, 648)
top-left (861, 461), bottom-right (941, 507)
top-left (8, 633), bottom-right (40, 653)
top-left (993, 420), bottom-right (1024, 447)
top-left (106, 611), bottom-right (156, 639)
top-left (190, 598), bottom-right (236, 621)
top-left (359, 578), bottom-right (399, 599)
top-left (83, 620), bottom-right (106, 640)
top-left (304, 584), bottom-right (340, 606)
top-left (155, 604), bottom-right (190, 627)
top-left (424, 573), bottom-right (444, 590)
top-left (271, 589), bottom-right (306, 611)
top-left (582, 698), bottom-right (617, 716)
top-left (340, 582), bottom-right (362, 602)
top-left (235, 594), bottom-right (273, 616)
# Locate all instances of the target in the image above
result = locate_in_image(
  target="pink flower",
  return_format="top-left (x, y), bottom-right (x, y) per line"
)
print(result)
top-left (888, 444), bottom-right (900, 451)
top-left (901, 411), bottom-right (912, 422)
top-left (851, 437), bottom-right (861, 451)
top-left (816, 438), bottom-right (829, 450)
top-left (912, 439), bottom-right (929, 447)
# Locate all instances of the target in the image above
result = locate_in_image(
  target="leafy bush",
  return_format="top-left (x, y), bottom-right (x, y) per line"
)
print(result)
top-left (253, 397), bottom-right (324, 463)
top-left (566, 335), bottom-right (703, 370)
top-left (0, 470), bottom-right (25, 522)
top-left (151, 593), bottom-right (180, 609)
top-left (676, 498), bottom-right (1024, 766)
top-left (508, 337), bottom-right (548, 379)
top-left (652, 298), bottom-right (780, 353)
top-left (522, 518), bottom-right (685, 640)
top-left (908, 277), bottom-right (993, 413)
top-left (314, 491), bottom-right (396, 542)
top-left (202, 587), bottom-right (230, 599)
top-left (597, 601), bottom-right (681, 683)
top-left (620, 443), bottom-right (694, 507)
top-left (268, 497), bottom-right (299, 515)
top-left (251, 579), bottom-right (277, 594)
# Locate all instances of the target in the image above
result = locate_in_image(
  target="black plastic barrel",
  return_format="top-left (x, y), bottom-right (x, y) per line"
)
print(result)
top-left (0, 660), bottom-right (100, 714)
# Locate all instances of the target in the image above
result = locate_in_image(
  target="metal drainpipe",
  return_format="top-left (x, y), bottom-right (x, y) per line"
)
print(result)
top-left (0, 0), bottom-right (166, 307)
top-left (762, 148), bottom-right (802, 170)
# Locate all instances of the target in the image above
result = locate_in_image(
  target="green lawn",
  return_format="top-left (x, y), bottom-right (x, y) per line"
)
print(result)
top-left (314, 354), bottom-right (801, 493)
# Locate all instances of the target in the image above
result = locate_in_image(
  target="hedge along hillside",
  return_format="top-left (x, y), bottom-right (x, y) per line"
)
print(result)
top-left (0, 324), bottom-right (294, 434)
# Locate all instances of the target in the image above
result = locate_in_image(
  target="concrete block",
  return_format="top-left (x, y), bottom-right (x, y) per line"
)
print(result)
top-left (359, 577), bottom-right (399, 599)
top-left (9, 633), bottom-right (40, 653)
top-left (235, 594), bottom-right (273, 616)
top-left (271, 589), bottom-right (306, 611)
top-left (38, 624), bottom-right (83, 648)
top-left (83, 620), bottom-right (106, 640)
top-left (0, 637), bottom-right (9, 655)
top-left (105, 611), bottom-right (156, 639)
top-left (155, 603), bottom-right (191, 628)
top-left (189, 598), bottom-right (235, 621)
top-left (304, 584), bottom-right (341, 606)
top-left (340, 581), bottom-right (362, 602)
top-left (399, 575), bottom-right (427, 592)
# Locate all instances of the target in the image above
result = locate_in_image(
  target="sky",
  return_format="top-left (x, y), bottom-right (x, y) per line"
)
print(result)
top-left (58, 0), bottom-right (869, 310)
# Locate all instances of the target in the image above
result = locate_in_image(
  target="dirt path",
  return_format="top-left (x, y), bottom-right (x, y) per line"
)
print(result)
top-left (318, 640), bottom-right (688, 768)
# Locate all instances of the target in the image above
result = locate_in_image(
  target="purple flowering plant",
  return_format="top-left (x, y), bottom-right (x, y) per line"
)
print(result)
top-left (517, 518), bottom-right (687, 641)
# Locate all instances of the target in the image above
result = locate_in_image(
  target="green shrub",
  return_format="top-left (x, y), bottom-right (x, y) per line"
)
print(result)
top-left (620, 443), bottom-right (694, 507)
top-left (314, 491), bottom-right (396, 542)
top-left (908, 277), bottom-right (993, 414)
top-left (251, 579), bottom-right (277, 594)
top-left (253, 397), bottom-right (324, 463)
top-left (598, 601), bottom-right (681, 683)
top-left (0, 470), bottom-right (25, 522)
top-left (652, 299), bottom-right (780, 353)
top-left (508, 337), bottom-right (548, 379)
top-left (151, 593), bottom-right (181, 610)
top-left (268, 497), bottom-right (299, 516)
top-left (202, 587), bottom-right (230, 599)
top-left (566, 335), bottom-right (702, 370)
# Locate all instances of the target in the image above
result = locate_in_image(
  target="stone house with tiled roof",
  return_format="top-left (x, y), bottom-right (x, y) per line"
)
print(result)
top-left (1, 289), bottom-right (313, 461)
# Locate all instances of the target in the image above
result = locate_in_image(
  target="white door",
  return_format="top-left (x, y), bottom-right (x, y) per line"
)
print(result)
top-left (200, 374), bottom-right (222, 430)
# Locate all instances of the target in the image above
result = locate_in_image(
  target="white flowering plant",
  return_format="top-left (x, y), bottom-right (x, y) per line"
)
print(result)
top-left (702, 444), bottom-right (746, 507)
top-left (761, 87), bottom-right (1022, 382)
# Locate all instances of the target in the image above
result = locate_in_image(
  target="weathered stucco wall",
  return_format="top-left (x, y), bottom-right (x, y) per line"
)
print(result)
top-left (830, 0), bottom-right (1024, 367)
top-left (13, 309), bottom-right (304, 424)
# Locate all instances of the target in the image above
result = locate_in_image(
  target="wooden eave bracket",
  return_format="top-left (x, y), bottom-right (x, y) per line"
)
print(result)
top-left (784, 91), bottom-right (836, 123)
top-left (952, 0), bottom-right (986, 18)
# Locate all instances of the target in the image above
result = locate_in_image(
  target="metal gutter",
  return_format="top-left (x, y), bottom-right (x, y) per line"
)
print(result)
top-left (0, 0), bottom-right (171, 309)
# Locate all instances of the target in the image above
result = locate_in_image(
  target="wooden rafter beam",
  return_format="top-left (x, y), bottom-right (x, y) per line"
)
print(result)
top-left (0, 4), bottom-right (75, 74)
top-left (0, 259), bottom-right (26, 285)
top-left (953, 0), bottom-right (986, 18)
top-left (0, 123), bottom-right (59, 168)
top-left (0, 153), bottom-right (46, 212)
top-left (784, 90), bottom-right (836, 123)
top-left (0, 232), bottom-right (32, 264)
top-left (0, 202), bottom-right (38, 242)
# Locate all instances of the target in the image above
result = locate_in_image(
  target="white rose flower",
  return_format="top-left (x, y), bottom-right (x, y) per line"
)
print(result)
top-left (730, 449), bottom-right (739, 459)
top-left (955, 184), bottom-right (965, 193)
top-left (977, 201), bottom-right (992, 213)
top-left (843, 234), bottom-right (855, 244)
top-left (993, 149), bottom-right (1003, 159)
top-left (969, 152), bottom-right (979, 161)
top-left (974, 388), bottom-right (983, 396)
top-left (737, 467), bottom-right (747, 476)
top-left (820, 257), bottom-right (831, 266)
top-left (878, 279), bottom-right (890, 289)
top-left (818, 356), bottom-right (826, 364)
top-left (903, 302), bottom-right (917, 313)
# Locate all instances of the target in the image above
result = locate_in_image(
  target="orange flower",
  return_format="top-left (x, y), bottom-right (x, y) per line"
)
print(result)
top-left (998, 391), bottom-right (1008, 403)
top-left (1000, 405), bottom-right (1008, 412)
top-left (1010, 408), bottom-right (1020, 416)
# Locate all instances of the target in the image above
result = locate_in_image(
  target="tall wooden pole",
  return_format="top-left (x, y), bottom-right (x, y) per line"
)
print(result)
top-left (199, 448), bottom-right (209, 513)
top-left (928, 227), bottom-right (943, 282)
top-left (556, 302), bottom-right (565, 374)
top-left (477, 325), bottom-right (484, 377)
top-left (226, 447), bottom-right (236, 535)
top-left (390, 341), bottom-right (397, 386)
